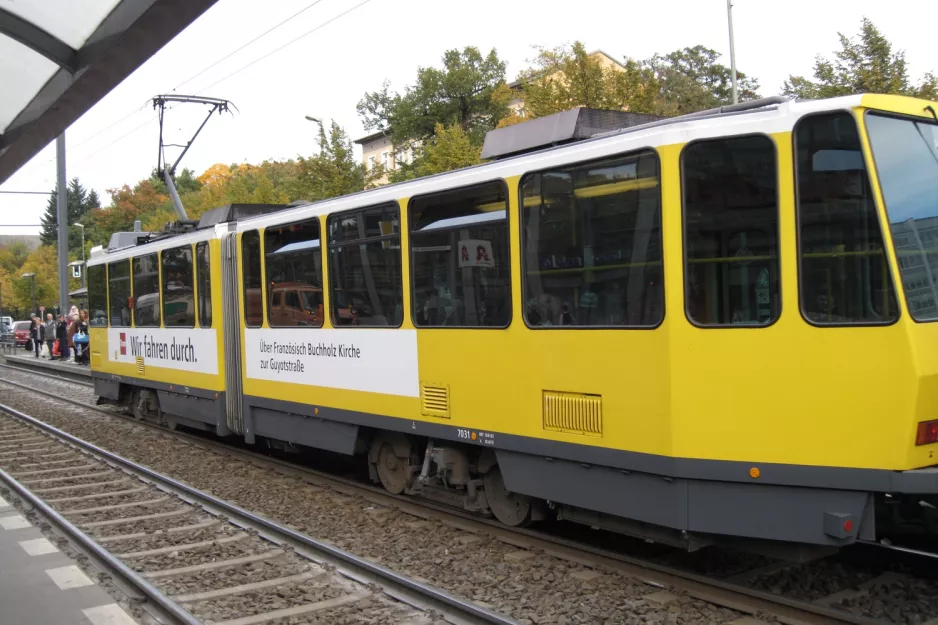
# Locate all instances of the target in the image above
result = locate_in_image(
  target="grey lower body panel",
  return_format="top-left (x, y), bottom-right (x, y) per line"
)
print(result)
top-left (91, 372), bottom-right (229, 437)
top-left (496, 450), bottom-right (874, 546)
top-left (242, 396), bottom-right (359, 455)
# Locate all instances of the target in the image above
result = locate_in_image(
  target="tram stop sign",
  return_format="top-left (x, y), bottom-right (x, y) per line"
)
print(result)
top-left (39, 306), bottom-right (45, 313)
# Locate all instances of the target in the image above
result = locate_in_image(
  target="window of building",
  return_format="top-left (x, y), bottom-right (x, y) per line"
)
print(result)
top-left (866, 113), bottom-right (938, 322)
top-left (382, 151), bottom-right (390, 169)
top-left (132, 253), bottom-right (160, 327)
top-left (368, 155), bottom-right (377, 170)
top-left (683, 135), bottom-right (780, 326)
top-left (196, 241), bottom-right (212, 328)
top-left (161, 245), bottom-right (194, 327)
top-left (242, 230), bottom-right (263, 327)
top-left (327, 203), bottom-right (403, 327)
top-left (521, 151), bottom-right (663, 327)
top-left (265, 218), bottom-right (323, 327)
top-left (108, 259), bottom-right (131, 327)
top-left (410, 182), bottom-right (510, 327)
top-left (795, 113), bottom-right (898, 324)
top-left (87, 264), bottom-right (107, 327)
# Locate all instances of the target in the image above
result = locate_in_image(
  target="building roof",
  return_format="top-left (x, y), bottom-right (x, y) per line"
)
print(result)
top-left (353, 129), bottom-right (390, 145)
top-left (508, 49), bottom-right (625, 90)
top-left (0, 0), bottom-right (219, 184)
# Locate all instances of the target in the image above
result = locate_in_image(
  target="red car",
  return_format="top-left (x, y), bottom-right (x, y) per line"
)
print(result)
top-left (12, 320), bottom-right (32, 349)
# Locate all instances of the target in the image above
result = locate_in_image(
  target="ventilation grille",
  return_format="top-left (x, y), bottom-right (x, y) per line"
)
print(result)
top-left (136, 356), bottom-right (145, 375)
top-left (542, 390), bottom-right (602, 436)
top-left (421, 383), bottom-right (450, 418)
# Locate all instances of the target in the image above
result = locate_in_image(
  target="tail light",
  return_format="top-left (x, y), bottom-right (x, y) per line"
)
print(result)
top-left (916, 420), bottom-right (938, 446)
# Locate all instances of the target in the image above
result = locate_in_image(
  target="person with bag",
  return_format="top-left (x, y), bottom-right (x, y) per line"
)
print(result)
top-left (65, 313), bottom-right (79, 363)
top-left (44, 314), bottom-right (56, 359)
top-left (73, 310), bottom-right (90, 365)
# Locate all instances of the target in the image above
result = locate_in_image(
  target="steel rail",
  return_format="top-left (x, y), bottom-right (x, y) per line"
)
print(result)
top-left (0, 375), bottom-right (899, 625)
top-left (0, 361), bottom-right (94, 387)
top-left (0, 451), bottom-right (201, 625)
top-left (0, 402), bottom-right (518, 625)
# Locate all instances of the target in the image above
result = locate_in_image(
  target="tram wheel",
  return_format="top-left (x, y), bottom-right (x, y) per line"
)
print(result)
top-left (483, 465), bottom-right (532, 527)
top-left (374, 440), bottom-right (409, 495)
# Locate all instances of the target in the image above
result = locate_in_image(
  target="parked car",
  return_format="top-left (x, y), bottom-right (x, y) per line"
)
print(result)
top-left (12, 320), bottom-right (32, 349)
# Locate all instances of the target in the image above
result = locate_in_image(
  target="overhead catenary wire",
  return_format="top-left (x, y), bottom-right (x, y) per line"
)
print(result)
top-left (172, 0), bottom-right (327, 93)
top-left (13, 0), bottom-right (335, 174)
top-left (194, 0), bottom-right (374, 95)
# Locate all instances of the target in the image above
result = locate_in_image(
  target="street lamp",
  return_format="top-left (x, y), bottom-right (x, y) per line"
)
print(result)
top-left (20, 272), bottom-right (36, 317)
top-left (73, 223), bottom-right (85, 288)
top-left (726, 0), bottom-right (739, 105)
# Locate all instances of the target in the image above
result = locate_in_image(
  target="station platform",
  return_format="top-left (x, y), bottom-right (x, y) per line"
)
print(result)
top-left (0, 494), bottom-right (137, 624)
top-left (2, 352), bottom-right (92, 379)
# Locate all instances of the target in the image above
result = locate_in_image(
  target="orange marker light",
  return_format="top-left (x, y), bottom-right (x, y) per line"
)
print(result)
top-left (749, 467), bottom-right (760, 479)
top-left (471, 432), bottom-right (477, 441)
top-left (314, 408), bottom-right (319, 415)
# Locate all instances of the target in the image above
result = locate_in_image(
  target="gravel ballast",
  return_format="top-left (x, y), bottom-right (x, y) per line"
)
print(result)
top-left (0, 374), bottom-right (752, 624)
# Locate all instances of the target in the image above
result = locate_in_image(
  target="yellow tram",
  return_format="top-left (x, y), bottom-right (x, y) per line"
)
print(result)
top-left (88, 94), bottom-right (938, 551)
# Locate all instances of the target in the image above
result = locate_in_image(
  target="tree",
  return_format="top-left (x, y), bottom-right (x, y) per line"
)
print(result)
top-left (0, 241), bottom-right (30, 276)
top-left (40, 178), bottom-right (100, 251)
top-left (642, 45), bottom-right (760, 115)
top-left (783, 18), bottom-right (938, 99)
top-left (91, 180), bottom-right (169, 242)
top-left (390, 123), bottom-right (482, 182)
top-left (358, 47), bottom-right (509, 148)
top-left (511, 42), bottom-right (660, 121)
top-left (15, 246), bottom-right (62, 313)
top-left (291, 122), bottom-right (383, 199)
top-left (148, 167), bottom-right (202, 195)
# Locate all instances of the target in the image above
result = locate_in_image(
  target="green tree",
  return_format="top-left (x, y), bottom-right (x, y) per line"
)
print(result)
top-left (148, 167), bottom-right (202, 195)
top-left (390, 123), bottom-right (482, 182)
top-left (90, 180), bottom-right (169, 243)
top-left (292, 122), bottom-right (382, 200)
top-left (642, 45), bottom-right (760, 115)
top-left (40, 178), bottom-right (100, 251)
top-left (0, 241), bottom-right (30, 276)
top-left (512, 42), bottom-right (660, 121)
top-left (357, 47), bottom-right (509, 148)
top-left (783, 18), bottom-right (938, 99)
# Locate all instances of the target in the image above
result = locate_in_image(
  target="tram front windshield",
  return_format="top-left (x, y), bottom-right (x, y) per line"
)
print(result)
top-left (867, 113), bottom-right (938, 321)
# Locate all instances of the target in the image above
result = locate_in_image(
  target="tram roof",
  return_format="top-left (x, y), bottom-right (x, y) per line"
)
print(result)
top-left (90, 91), bottom-right (932, 265)
top-left (0, 0), bottom-right (218, 184)
top-left (233, 94), bottom-right (868, 233)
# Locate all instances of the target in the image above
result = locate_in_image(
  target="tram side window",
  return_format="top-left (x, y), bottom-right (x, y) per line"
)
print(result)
top-left (795, 113), bottom-right (898, 324)
top-left (265, 219), bottom-right (323, 328)
top-left (87, 264), bottom-right (108, 327)
top-left (327, 203), bottom-right (403, 327)
top-left (196, 242), bottom-right (212, 328)
top-left (161, 245), bottom-right (194, 327)
top-left (410, 181), bottom-right (510, 328)
top-left (683, 136), bottom-right (780, 326)
top-left (108, 260), bottom-right (131, 327)
top-left (521, 150), bottom-right (663, 327)
top-left (242, 230), bottom-right (262, 327)
top-left (132, 253), bottom-right (161, 327)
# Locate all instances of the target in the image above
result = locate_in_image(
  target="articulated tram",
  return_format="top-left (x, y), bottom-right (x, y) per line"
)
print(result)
top-left (88, 94), bottom-right (938, 553)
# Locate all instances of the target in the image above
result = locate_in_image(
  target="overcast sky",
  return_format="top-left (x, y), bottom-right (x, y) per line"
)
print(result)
top-left (1, 0), bottom-right (936, 235)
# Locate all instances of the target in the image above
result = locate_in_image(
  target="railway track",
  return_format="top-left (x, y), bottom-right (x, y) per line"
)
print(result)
top-left (0, 362), bottom-right (932, 624)
top-left (0, 402), bottom-right (517, 625)
top-left (0, 359), bottom-right (94, 387)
